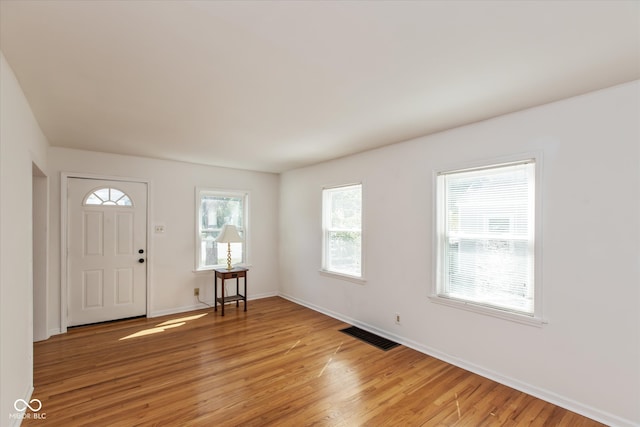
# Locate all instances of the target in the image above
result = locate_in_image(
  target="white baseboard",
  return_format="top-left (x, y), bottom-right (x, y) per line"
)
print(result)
top-left (149, 292), bottom-right (278, 318)
top-left (7, 385), bottom-right (35, 427)
top-left (249, 291), bottom-right (279, 300)
top-left (150, 303), bottom-right (209, 318)
top-left (278, 293), bottom-right (636, 427)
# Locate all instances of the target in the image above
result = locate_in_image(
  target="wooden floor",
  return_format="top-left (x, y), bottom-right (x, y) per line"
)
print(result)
top-left (25, 297), bottom-right (603, 426)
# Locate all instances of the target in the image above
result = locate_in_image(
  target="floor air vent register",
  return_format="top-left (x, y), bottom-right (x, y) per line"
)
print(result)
top-left (339, 326), bottom-right (400, 351)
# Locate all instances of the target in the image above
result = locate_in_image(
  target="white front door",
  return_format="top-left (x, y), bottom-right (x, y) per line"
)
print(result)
top-left (67, 178), bottom-right (147, 326)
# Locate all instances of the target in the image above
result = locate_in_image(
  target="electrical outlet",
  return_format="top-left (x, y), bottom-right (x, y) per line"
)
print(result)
top-left (395, 313), bottom-right (401, 324)
top-left (194, 288), bottom-right (200, 296)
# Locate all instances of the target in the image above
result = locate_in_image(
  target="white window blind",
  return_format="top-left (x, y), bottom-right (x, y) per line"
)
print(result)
top-left (322, 184), bottom-right (362, 278)
top-left (437, 160), bottom-right (535, 315)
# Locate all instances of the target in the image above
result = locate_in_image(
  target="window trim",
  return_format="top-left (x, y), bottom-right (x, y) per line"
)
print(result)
top-left (83, 186), bottom-right (133, 206)
top-left (321, 182), bottom-right (365, 282)
top-left (430, 153), bottom-right (545, 326)
top-left (195, 187), bottom-right (250, 271)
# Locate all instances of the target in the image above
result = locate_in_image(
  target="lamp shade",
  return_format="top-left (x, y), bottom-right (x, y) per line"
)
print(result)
top-left (215, 224), bottom-right (242, 243)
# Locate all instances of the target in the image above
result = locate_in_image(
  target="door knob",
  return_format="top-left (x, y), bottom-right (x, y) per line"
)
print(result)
top-left (139, 249), bottom-right (144, 254)
top-left (138, 258), bottom-right (145, 263)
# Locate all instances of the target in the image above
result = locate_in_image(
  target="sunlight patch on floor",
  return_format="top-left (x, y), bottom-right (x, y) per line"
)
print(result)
top-left (156, 313), bottom-right (208, 326)
top-left (119, 313), bottom-right (208, 340)
top-left (317, 342), bottom-right (343, 378)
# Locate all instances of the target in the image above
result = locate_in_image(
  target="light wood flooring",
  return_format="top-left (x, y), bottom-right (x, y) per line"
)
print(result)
top-left (25, 297), bottom-right (603, 426)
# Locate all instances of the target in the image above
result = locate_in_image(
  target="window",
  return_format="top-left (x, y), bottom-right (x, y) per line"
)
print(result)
top-left (196, 189), bottom-right (247, 270)
top-left (84, 187), bottom-right (132, 206)
top-left (322, 184), bottom-right (363, 278)
top-left (435, 159), bottom-right (539, 320)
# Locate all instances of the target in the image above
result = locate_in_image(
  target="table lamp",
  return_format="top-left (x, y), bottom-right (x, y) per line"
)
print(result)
top-left (215, 224), bottom-right (242, 269)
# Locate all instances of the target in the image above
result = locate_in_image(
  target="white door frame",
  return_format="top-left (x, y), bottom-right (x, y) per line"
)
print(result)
top-left (60, 172), bottom-right (151, 333)
top-left (33, 162), bottom-right (49, 341)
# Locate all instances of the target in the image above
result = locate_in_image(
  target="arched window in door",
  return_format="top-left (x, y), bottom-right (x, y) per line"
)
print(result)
top-left (84, 187), bottom-right (133, 206)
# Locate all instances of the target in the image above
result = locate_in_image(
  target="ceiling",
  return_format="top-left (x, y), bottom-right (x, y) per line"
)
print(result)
top-left (1, 1), bottom-right (639, 173)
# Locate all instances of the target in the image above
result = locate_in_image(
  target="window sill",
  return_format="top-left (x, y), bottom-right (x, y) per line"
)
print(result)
top-left (429, 295), bottom-right (546, 327)
top-left (319, 269), bottom-right (366, 285)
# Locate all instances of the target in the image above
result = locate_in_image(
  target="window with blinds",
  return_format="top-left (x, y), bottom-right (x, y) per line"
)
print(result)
top-left (436, 160), bottom-right (536, 317)
top-left (322, 184), bottom-right (363, 278)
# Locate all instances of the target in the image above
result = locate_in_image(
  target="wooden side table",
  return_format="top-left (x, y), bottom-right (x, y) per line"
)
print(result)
top-left (213, 267), bottom-right (248, 316)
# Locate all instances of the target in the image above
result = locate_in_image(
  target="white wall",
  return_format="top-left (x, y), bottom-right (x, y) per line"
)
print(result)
top-left (48, 149), bottom-right (280, 332)
top-left (279, 81), bottom-right (640, 426)
top-left (0, 52), bottom-right (49, 424)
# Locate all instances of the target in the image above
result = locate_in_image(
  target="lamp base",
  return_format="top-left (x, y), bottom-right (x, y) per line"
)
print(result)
top-left (226, 242), bottom-right (233, 270)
